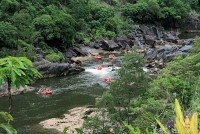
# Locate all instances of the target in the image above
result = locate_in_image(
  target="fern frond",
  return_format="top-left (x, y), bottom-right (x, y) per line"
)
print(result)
top-left (190, 112), bottom-right (198, 134)
top-left (175, 99), bottom-right (184, 122)
top-left (156, 119), bottom-right (169, 134)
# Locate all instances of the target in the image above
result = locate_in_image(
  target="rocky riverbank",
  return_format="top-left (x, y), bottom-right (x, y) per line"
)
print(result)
top-left (0, 83), bottom-right (35, 97)
top-left (65, 25), bottom-right (193, 74)
top-left (40, 107), bottom-right (95, 133)
top-left (33, 15), bottom-right (199, 78)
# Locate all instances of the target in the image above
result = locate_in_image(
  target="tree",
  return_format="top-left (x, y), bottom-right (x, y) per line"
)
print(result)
top-left (110, 48), bottom-right (148, 124)
top-left (0, 57), bottom-right (42, 113)
top-left (0, 21), bottom-right (17, 48)
top-left (0, 112), bottom-right (17, 134)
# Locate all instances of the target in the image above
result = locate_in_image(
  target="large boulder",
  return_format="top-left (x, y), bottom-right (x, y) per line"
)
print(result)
top-left (144, 48), bottom-right (157, 60)
top-left (179, 45), bottom-right (192, 52)
top-left (65, 49), bottom-right (77, 58)
top-left (100, 39), bottom-right (120, 51)
top-left (33, 59), bottom-right (84, 78)
top-left (72, 45), bottom-right (87, 56)
top-left (144, 35), bottom-right (156, 47)
top-left (176, 14), bottom-right (200, 31)
top-left (163, 32), bottom-right (177, 43)
top-left (89, 42), bottom-right (102, 49)
top-left (133, 37), bottom-right (144, 49)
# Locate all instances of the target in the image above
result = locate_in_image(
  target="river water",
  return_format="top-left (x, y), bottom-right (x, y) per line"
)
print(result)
top-left (0, 55), bottom-right (122, 134)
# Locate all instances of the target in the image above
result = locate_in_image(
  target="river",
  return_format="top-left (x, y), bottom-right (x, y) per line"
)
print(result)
top-left (0, 55), bottom-right (122, 134)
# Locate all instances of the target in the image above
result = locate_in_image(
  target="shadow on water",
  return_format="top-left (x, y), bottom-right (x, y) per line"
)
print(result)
top-left (0, 54), bottom-right (122, 134)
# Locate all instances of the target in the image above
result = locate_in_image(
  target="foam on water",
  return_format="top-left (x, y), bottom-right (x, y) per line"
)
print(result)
top-left (85, 68), bottom-right (109, 76)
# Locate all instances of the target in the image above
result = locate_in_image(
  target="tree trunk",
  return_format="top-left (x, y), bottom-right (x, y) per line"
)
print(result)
top-left (7, 79), bottom-right (12, 114)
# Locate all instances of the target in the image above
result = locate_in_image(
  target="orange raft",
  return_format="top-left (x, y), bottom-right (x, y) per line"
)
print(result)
top-left (37, 88), bottom-right (53, 95)
top-left (97, 66), bottom-right (103, 70)
top-left (103, 78), bottom-right (116, 84)
top-left (95, 55), bottom-right (102, 59)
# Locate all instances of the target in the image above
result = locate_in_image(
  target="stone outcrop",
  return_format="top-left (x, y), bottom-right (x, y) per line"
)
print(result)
top-left (40, 107), bottom-right (95, 133)
top-left (176, 14), bottom-right (200, 32)
top-left (33, 59), bottom-right (84, 78)
top-left (0, 83), bottom-right (35, 97)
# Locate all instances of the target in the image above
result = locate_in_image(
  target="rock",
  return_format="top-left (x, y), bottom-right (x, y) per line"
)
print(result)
top-left (0, 83), bottom-right (35, 97)
top-left (40, 107), bottom-right (95, 133)
top-left (140, 25), bottom-right (149, 34)
top-left (64, 58), bottom-right (74, 64)
top-left (33, 59), bottom-right (84, 78)
top-left (176, 14), bottom-right (200, 31)
top-left (133, 37), bottom-right (144, 49)
top-left (127, 40), bottom-right (135, 47)
top-left (89, 42), bottom-right (102, 49)
top-left (127, 32), bottom-right (136, 39)
top-left (114, 36), bottom-right (127, 45)
top-left (183, 39), bottom-right (194, 46)
top-left (68, 64), bottom-right (85, 75)
top-left (179, 45), bottom-right (192, 52)
top-left (65, 49), bottom-right (77, 58)
top-left (75, 60), bottom-right (82, 66)
top-left (140, 25), bottom-right (161, 39)
top-left (152, 26), bottom-right (161, 40)
top-left (163, 32), bottom-right (177, 43)
top-left (77, 46), bottom-right (104, 56)
top-left (144, 35), bottom-right (156, 47)
top-left (73, 45), bottom-right (87, 56)
top-left (144, 48), bottom-right (157, 60)
top-left (100, 39), bottom-right (120, 51)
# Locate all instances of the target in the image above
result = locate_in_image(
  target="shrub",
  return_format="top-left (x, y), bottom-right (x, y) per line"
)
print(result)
top-left (90, 3), bottom-right (115, 23)
top-left (121, 0), bottom-right (160, 23)
top-left (0, 21), bottom-right (17, 48)
top-left (45, 52), bottom-right (64, 63)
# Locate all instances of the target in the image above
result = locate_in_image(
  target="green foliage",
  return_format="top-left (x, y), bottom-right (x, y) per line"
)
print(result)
top-left (69, 0), bottom-right (90, 20)
top-left (33, 8), bottom-right (76, 50)
top-left (83, 116), bottom-right (109, 134)
top-left (0, 56), bottom-right (42, 88)
top-left (121, 0), bottom-right (160, 22)
top-left (0, 21), bottom-right (17, 48)
top-left (159, 0), bottom-right (190, 20)
top-left (0, 40), bottom-right (37, 61)
top-left (45, 52), bottom-right (64, 63)
top-left (0, 56), bottom-right (42, 113)
top-left (121, 0), bottom-right (191, 22)
top-left (0, 0), bottom-right (20, 14)
top-left (90, 3), bottom-right (115, 23)
top-left (190, 36), bottom-right (200, 54)
top-left (0, 112), bottom-right (17, 134)
top-left (62, 127), bottom-right (68, 134)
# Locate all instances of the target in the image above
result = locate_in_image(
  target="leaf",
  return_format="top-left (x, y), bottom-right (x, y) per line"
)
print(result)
top-left (75, 128), bottom-right (83, 134)
top-left (190, 112), bottom-right (198, 134)
top-left (175, 99), bottom-right (184, 123)
top-left (62, 127), bottom-right (69, 134)
top-left (13, 69), bottom-right (21, 77)
top-left (11, 71), bottom-right (16, 84)
top-left (0, 112), bottom-right (13, 122)
top-left (0, 78), bottom-right (3, 86)
top-left (156, 119), bottom-right (169, 134)
top-left (175, 117), bottom-right (186, 134)
top-left (123, 122), bottom-right (135, 134)
top-left (0, 123), bottom-right (17, 134)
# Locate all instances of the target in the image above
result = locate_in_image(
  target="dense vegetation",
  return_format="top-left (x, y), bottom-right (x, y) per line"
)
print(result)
top-left (1, 0), bottom-right (200, 61)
